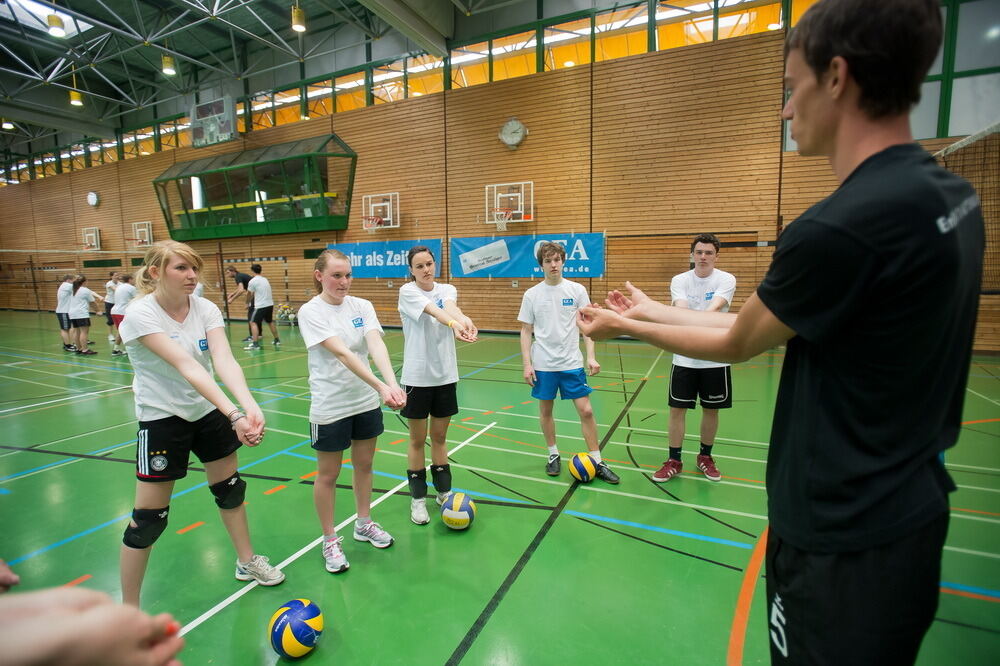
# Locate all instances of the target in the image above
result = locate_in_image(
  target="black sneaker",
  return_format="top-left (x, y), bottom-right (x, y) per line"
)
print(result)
top-left (545, 454), bottom-right (561, 476)
top-left (595, 461), bottom-right (620, 484)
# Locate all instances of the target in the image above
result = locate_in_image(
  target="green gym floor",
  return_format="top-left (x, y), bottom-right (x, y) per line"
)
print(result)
top-left (0, 310), bottom-right (997, 665)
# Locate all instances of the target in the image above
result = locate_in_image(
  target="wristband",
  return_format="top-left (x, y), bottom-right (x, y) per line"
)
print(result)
top-left (447, 320), bottom-right (458, 328)
top-left (230, 414), bottom-right (246, 427)
top-left (227, 408), bottom-right (245, 423)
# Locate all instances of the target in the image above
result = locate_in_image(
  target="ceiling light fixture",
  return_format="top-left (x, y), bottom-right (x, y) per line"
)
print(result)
top-left (1, 119), bottom-right (14, 130)
top-left (291, 3), bottom-right (306, 33)
top-left (47, 14), bottom-right (66, 38)
top-left (70, 66), bottom-right (83, 107)
top-left (162, 54), bottom-right (176, 76)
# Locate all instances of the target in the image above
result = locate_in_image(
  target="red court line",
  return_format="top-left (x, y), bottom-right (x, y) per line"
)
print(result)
top-left (176, 521), bottom-right (204, 535)
top-left (952, 507), bottom-right (1000, 517)
top-left (727, 526), bottom-right (769, 666)
top-left (962, 418), bottom-right (1000, 425)
top-left (264, 485), bottom-right (287, 495)
top-left (300, 470), bottom-right (318, 479)
top-left (63, 574), bottom-right (92, 587)
top-left (941, 587), bottom-right (1000, 603)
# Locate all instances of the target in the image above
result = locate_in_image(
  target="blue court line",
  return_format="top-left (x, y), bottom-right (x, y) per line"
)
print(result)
top-left (89, 439), bottom-right (137, 455)
top-left (940, 581), bottom-right (1000, 599)
top-left (0, 488), bottom-right (11, 494)
top-left (564, 509), bottom-right (754, 550)
top-left (461, 352), bottom-right (522, 379)
top-left (6, 438), bottom-right (312, 567)
top-left (279, 451), bottom-right (530, 504)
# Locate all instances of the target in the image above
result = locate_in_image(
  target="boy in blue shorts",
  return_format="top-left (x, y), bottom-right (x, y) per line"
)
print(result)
top-left (518, 241), bottom-right (619, 484)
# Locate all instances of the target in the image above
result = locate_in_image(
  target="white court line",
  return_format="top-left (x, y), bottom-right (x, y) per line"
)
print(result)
top-left (0, 374), bottom-right (90, 394)
top-left (580, 484), bottom-right (769, 521)
top-left (966, 387), bottom-right (1000, 407)
top-left (0, 420), bottom-right (135, 459)
top-left (179, 421), bottom-right (497, 637)
top-left (12, 364), bottom-right (129, 386)
top-left (944, 545), bottom-right (1000, 560)
top-left (952, 513), bottom-right (1000, 524)
top-left (956, 483), bottom-right (1000, 494)
top-left (946, 461), bottom-right (1000, 474)
top-left (0, 385), bottom-right (130, 414)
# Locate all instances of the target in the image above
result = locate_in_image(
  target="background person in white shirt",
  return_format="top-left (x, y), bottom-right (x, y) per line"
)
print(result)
top-left (55, 274), bottom-right (75, 351)
top-left (398, 245), bottom-right (478, 525)
top-left (69, 275), bottom-right (103, 355)
top-left (244, 264), bottom-right (280, 350)
top-left (193, 281), bottom-right (204, 298)
top-left (110, 274), bottom-right (137, 357)
top-left (298, 249), bottom-right (406, 574)
top-left (654, 233), bottom-right (736, 483)
top-left (104, 271), bottom-right (119, 342)
top-left (118, 240), bottom-right (285, 608)
top-left (518, 241), bottom-right (619, 484)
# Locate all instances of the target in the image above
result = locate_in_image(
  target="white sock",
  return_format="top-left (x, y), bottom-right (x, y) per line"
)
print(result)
top-left (547, 445), bottom-right (559, 457)
top-left (323, 533), bottom-right (337, 541)
top-left (356, 516), bottom-right (371, 526)
top-left (589, 450), bottom-right (602, 463)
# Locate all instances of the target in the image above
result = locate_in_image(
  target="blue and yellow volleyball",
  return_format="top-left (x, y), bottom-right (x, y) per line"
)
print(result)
top-left (569, 453), bottom-right (597, 482)
top-left (440, 492), bottom-right (477, 530)
top-left (268, 598), bottom-right (324, 659)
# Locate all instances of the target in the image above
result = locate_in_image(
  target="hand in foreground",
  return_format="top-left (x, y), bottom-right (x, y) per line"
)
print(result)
top-left (0, 559), bottom-right (19, 593)
top-left (606, 281), bottom-right (652, 319)
top-left (381, 385), bottom-right (407, 410)
top-left (234, 406), bottom-right (265, 447)
top-left (577, 306), bottom-right (627, 341)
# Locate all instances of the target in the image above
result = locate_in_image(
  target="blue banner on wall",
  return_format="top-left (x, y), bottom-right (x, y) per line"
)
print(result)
top-left (325, 239), bottom-right (443, 279)
top-left (449, 233), bottom-right (605, 278)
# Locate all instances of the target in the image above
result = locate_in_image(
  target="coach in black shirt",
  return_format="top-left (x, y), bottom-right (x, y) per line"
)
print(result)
top-left (577, 1), bottom-right (984, 663)
top-left (225, 265), bottom-right (254, 341)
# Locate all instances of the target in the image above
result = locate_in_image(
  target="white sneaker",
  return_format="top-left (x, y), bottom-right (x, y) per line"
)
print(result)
top-left (234, 554), bottom-right (285, 585)
top-left (243, 342), bottom-right (260, 350)
top-left (436, 491), bottom-right (454, 507)
top-left (322, 535), bottom-right (349, 573)
top-left (107, 334), bottom-right (115, 342)
top-left (410, 498), bottom-right (430, 525)
top-left (353, 520), bottom-right (394, 548)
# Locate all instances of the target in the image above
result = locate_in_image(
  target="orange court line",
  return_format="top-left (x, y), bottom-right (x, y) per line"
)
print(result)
top-left (454, 423), bottom-right (547, 451)
top-left (962, 418), bottom-right (1000, 425)
top-left (461, 416), bottom-right (476, 421)
top-left (482, 411), bottom-right (494, 415)
top-left (63, 574), bottom-right (92, 587)
top-left (521, 400), bottom-right (533, 404)
top-left (952, 506), bottom-right (1000, 517)
top-left (300, 470), bottom-right (318, 479)
top-left (264, 485), bottom-right (287, 495)
top-left (727, 526), bottom-right (769, 666)
top-left (655, 375), bottom-right (665, 378)
top-left (940, 587), bottom-right (1000, 604)
top-left (389, 438), bottom-right (406, 445)
top-left (502, 405), bottom-right (514, 410)
top-left (176, 521), bottom-right (205, 535)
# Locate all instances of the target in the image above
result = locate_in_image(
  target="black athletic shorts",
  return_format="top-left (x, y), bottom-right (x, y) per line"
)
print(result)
top-left (310, 407), bottom-right (384, 452)
top-left (251, 305), bottom-right (274, 325)
top-left (765, 512), bottom-right (948, 665)
top-left (56, 312), bottom-right (71, 331)
top-left (70, 318), bottom-right (92, 329)
top-left (104, 301), bottom-right (114, 326)
top-left (668, 364), bottom-right (732, 409)
top-left (400, 383), bottom-right (459, 420)
top-left (135, 410), bottom-right (241, 482)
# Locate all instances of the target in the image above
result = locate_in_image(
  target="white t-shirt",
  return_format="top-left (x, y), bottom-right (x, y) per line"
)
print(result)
top-left (105, 280), bottom-right (117, 304)
top-left (670, 268), bottom-right (736, 369)
top-left (517, 279), bottom-right (590, 372)
top-left (398, 281), bottom-right (459, 387)
top-left (111, 283), bottom-right (137, 315)
top-left (68, 287), bottom-right (97, 320)
top-left (248, 275), bottom-right (273, 308)
top-left (193, 282), bottom-right (204, 298)
top-left (119, 294), bottom-right (224, 422)
top-left (297, 295), bottom-right (383, 424)
top-left (56, 282), bottom-right (73, 313)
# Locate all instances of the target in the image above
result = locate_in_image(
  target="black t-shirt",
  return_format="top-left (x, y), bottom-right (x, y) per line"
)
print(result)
top-left (757, 143), bottom-right (984, 552)
top-left (233, 272), bottom-right (253, 304)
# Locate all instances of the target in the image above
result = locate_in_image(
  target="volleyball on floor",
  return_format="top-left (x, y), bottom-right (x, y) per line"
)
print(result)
top-left (440, 492), bottom-right (477, 530)
top-left (569, 453), bottom-right (597, 482)
top-left (268, 598), bottom-right (324, 659)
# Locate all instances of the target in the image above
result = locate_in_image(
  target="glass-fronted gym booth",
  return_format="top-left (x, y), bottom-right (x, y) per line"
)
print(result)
top-left (153, 134), bottom-right (356, 241)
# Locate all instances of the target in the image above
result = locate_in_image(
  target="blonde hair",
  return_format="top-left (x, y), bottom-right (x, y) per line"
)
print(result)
top-left (313, 249), bottom-right (350, 294)
top-left (135, 240), bottom-right (204, 296)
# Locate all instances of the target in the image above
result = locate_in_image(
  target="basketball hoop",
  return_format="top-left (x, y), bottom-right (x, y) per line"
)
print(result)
top-left (490, 208), bottom-right (513, 232)
top-left (125, 237), bottom-right (149, 251)
top-left (362, 216), bottom-right (383, 234)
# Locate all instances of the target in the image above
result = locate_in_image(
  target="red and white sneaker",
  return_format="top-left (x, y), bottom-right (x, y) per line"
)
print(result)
top-left (696, 454), bottom-right (722, 481)
top-left (652, 458), bottom-right (683, 483)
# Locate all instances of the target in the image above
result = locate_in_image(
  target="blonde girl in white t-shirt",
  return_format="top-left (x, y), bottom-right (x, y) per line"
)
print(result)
top-left (398, 245), bottom-right (477, 525)
top-left (297, 249), bottom-right (406, 574)
top-left (117, 240), bottom-right (284, 607)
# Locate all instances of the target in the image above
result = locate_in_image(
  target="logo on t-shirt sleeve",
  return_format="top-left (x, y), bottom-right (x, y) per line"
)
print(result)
top-left (705, 291), bottom-right (715, 301)
top-left (435, 298), bottom-right (444, 309)
top-left (352, 317), bottom-right (364, 328)
top-left (562, 298), bottom-right (574, 306)
top-left (199, 338), bottom-right (208, 351)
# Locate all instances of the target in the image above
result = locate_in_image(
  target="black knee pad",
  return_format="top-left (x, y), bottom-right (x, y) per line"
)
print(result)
top-left (210, 472), bottom-right (246, 509)
top-left (122, 507), bottom-right (169, 549)
top-left (431, 464), bottom-right (452, 494)
top-left (407, 468), bottom-right (427, 499)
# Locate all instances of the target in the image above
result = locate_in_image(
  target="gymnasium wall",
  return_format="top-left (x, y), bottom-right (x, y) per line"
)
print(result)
top-left (1, 30), bottom-right (997, 352)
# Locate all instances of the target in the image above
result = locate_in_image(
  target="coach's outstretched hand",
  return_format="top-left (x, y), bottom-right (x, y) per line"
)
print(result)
top-left (606, 281), bottom-right (654, 320)
top-left (577, 306), bottom-right (626, 341)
